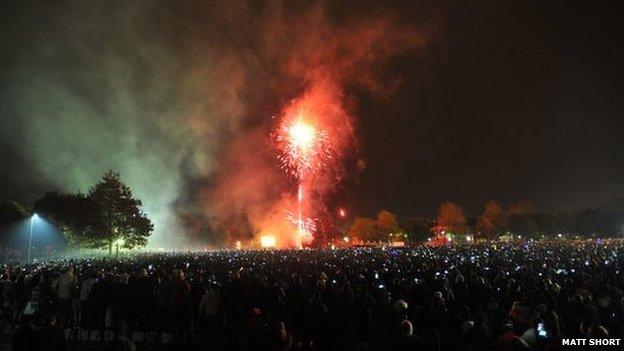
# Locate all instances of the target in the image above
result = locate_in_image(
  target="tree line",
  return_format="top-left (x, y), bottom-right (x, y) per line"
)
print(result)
top-left (0, 171), bottom-right (152, 253)
top-left (348, 199), bottom-right (624, 243)
top-left (3, 174), bottom-right (623, 250)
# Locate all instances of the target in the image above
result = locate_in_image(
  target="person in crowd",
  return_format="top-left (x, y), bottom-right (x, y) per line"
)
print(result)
top-left (199, 281), bottom-right (223, 350)
top-left (52, 266), bottom-right (76, 327)
top-left (78, 271), bottom-right (96, 327)
top-left (494, 320), bottom-right (530, 351)
top-left (389, 318), bottom-right (422, 350)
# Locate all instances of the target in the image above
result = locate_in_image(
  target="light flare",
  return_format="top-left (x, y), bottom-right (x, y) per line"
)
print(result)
top-left (259, 235), bottom-right (277, 248)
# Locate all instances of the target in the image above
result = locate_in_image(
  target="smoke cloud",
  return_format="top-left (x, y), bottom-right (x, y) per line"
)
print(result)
top-left (0, 0), bottom-right (434, 248)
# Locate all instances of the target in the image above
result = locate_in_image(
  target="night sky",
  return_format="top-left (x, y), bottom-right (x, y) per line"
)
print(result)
top-left (1, 0), bottom-right (623, 244)
top-left (352, 0), bottom-right (624, 218)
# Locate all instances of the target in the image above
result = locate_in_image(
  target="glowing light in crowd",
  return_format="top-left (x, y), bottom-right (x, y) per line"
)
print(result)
top-left (343, 236), bottom-right (349, 242)
top-left (260, 235), bottom-right (277, 248)
top-left (339, 208), bottom-right (346, 218)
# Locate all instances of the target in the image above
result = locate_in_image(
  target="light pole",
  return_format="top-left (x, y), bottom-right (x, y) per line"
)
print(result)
top-left (28, 214), bottom-right (38, 263)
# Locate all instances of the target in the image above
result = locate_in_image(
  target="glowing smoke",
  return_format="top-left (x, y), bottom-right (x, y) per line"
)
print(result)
top-left (0, 0), bottom-right (435, 248)
top-left (204, 2), bottom-right (433, 247)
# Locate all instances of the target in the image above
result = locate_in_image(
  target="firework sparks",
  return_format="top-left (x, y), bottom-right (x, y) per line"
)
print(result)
top-left (339, 208), bottom-right (347, 218)
top-left (272, 113), bottom-right (335, 247)
top-left (285, 209), bottom-right (317, 234)
top-left (275, 115), bottom-right (333, 179)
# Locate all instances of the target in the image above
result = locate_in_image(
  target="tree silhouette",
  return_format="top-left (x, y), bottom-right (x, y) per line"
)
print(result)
top-left (405, 217), bottom-right (433, 243)
top-left (508, 201), bottom-right (534, 215)
top-left (0, 200), bottom-right (28, 227)
top-left (87, 171), bottom-right (153, 253)
top-left (347, 210), bottom-right (401, 242)
top-left (34, 192), bottom-right (100, 246)
top-left (376, 210), bottom-right (400, 238)
top-left (347, 217), bottom-right (378, 242)
top-left (435, 202), bottom-right (467, 235)
top-left (476, 200), bottom-right (507, 239)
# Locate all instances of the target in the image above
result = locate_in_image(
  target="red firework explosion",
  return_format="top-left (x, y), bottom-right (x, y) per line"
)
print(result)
top-left (274, 114), bottom-right (333, 179)
top-left (273, 112), bottom-right (336, 246)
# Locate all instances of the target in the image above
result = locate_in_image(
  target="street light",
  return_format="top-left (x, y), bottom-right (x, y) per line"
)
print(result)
top-left (28, 214), bottom-right (39, 263)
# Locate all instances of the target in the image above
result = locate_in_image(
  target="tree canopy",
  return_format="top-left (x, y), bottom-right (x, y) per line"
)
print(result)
top-left (476, 200), bottom-right (507, 239)
top-left (347, 217), bottom-right (378, 242)
top-left (88, 171), bottom-right (153, 252)
top-left (435, 202), bottom-right (467, 234)
top-left (0, 200), bottom-right (28, 227)
top-left (34, 171), bottom-right (153, 252)
top-left (405, 217), bottom-right (433, 243)
top-left (347, 210), bottom-right (401, 242)
top-left (34, 191), bottom-right (100, 246)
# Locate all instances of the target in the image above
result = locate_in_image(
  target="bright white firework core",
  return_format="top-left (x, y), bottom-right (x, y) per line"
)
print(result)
top-left (288, 121), bottom-right (315, 150)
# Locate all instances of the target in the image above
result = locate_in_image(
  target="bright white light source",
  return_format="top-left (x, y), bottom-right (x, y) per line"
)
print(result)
top-left (288, 121), bottom-right (315, 149)
top-left (260, 235), bottom-right (276, 248)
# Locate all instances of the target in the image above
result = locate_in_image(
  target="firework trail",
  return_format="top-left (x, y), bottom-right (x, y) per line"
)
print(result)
top-left (274, 112), bottom-right (333, 247)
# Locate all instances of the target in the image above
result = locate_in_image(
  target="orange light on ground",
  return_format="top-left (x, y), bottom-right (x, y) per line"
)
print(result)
top-left (235, 240), bottom-right (242, 250)
top-left (343, 236), bottom-right (349, 242)
top-left (260, 235), bottom-right (277, 248)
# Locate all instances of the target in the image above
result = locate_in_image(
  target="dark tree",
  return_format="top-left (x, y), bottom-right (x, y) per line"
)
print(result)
top-left (575, 209), bottom-right (623, 237)
top-left (87, 171), bottom-right (153, 253)
top-left (435, 202), bottom-right (468, 235)
top-left (405, 217), bottom-right (433, 243)
top-left (347, 217), bottom-right (378, 242)
top-left (476, 200), bottom-right (507, 240)
top-left (528, 213), bottom-right (573, 237)
top-left (376, 210), bottom-right (401, 241)
top-left (508, 201), bottom-right (534, 216)
top-left (507, 213), bottom-right (538, 238)
top-left (34, 192), bottom-right (100, 245)
top-left (0, 200), bottom-right (28, 227)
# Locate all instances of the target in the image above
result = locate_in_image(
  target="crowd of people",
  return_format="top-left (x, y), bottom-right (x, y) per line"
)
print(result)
top-left (1, 240), bottom-right (624, 350)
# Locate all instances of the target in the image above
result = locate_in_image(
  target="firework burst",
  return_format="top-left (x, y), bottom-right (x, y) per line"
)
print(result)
top-left (272, 112), bottom-right (337, 247)
top-left (285, 209), bottom-right (317, 234)
top-left (274, 115), bottom-right (333, 179)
